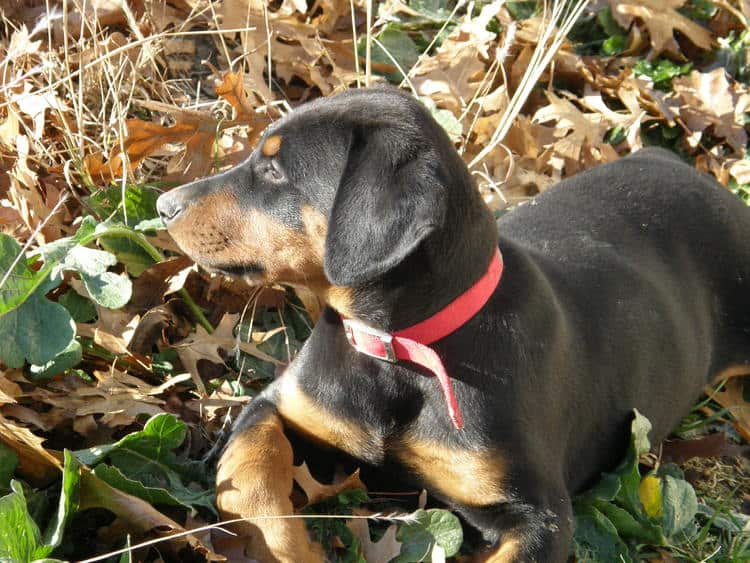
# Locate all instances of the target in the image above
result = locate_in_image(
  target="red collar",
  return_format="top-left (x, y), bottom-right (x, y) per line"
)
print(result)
top-left (341, 249), bottom-right (504, 429)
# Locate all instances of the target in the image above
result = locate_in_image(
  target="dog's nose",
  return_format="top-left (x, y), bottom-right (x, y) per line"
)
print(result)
top-left (156, 192), bottom-right (183, 225)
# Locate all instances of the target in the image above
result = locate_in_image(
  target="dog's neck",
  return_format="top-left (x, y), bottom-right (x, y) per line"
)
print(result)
top-left (326, 201), bottom-right (499, 331)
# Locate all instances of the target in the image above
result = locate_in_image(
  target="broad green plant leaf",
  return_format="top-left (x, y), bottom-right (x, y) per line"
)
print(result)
top-left (93, 464), bottom-right (192, 510)
top-left (74, 414), bottom-right (213, 513)
top-left (0, 234), bottom-right (48, 315)
top-left (394, 509), bottom-right (463, 562)
top-left (42, 450), bottom-right (80, 549)
top-left (573, 505), bottom-right (633, 563)
top-left (29, 340), bottom-right (82, 380)
top-left (0, 481), bottom-right (53, 561)
top-left (58, 290), bottom-right (97, 323)
top-left (660, 474), bottom-right (698, 537)
top-left (634, 59), bottom-right (693, 91)
top-left (0, 289), bottom-right (75, 368)
top-left (365, 25), bottom-right (420, 83)
top-left (420, 97), bottom-right (462, 142)
top-left (573, 410), bottom-right (700, 559)
top-left (0, 443), bottom-right (18, 491)
top-left (75, 413), bottom-right (187, 466)
top-left (49, 236), bottom-right (131, 308)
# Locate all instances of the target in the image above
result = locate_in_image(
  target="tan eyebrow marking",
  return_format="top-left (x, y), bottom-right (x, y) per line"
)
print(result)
top-left (262, 135), bottom-right (282, 157)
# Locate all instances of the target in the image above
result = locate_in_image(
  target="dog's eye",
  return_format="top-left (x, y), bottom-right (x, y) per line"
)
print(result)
top-left (263, 160), bottom-right (285, 182)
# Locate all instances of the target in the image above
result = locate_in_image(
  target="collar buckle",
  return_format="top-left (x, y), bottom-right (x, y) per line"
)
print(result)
top-left (342, 318), bottom-right (397, 363)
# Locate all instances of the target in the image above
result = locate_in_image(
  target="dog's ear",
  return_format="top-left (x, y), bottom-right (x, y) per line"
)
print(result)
top-left (324, 126), bottom-right (447, 286)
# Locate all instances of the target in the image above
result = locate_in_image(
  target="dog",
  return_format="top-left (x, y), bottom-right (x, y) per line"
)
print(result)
top-left (156, 87), bottom-right (750, 562)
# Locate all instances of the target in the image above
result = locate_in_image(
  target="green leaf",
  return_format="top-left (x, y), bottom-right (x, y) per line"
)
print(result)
top-left (0, 443), bottom-right (18, 491)
top-left (420, 97), bottom-right (462, 142)
top-left (53, 245), bottom-right (115, 278)
top-left (118, 536), bottom-right (132, 563)
top-left (0, 234), bottom-right (46, 315)
top-left (661, 475), bottom-right (697, 538)
top-left (679, 0), bottom-right (717, 21)
top-left (0, 481), bottom-right (52, 562)
top-left (608, 410), bottom-right (652, 516)
top-left (133, 217), bottom-right (165, 232)
top-left (394, 509), bottom-right (463, 562)
top-left (73, 414), bottom-right (213, 513)
top-left (33, 217), bottom-right (135, 307)
top-left (35, 216), bottom-right (97, 268)
top-left (573, 505), bottom-right (633, 563)
top-left (29, 340), bottom-right (82, 380)
top-left (58, 290), bottom-right (97, 323)
top-left (93, 464), bottom-right (191, 510)
top-left (42, 450), bottom-right (80, 549)
top-left (367, 25), bottom-right (420, 83)
top-left (605, 126), bottom-right (627, 145)
top-left (0, 293), bottom-right (75, 368)
top-left (634, 59), bottom-right (692, 91)
top-left (98, 237), bottom-right (154, 277)
top-left (597, 7), bottom-right (626, 37)
top-left (82, 271), bottom-right (132, 309)
top-left (53, 246), bottom-right (132, 308)
top-left (596, 500), bottom-right (663, 544)
top-left (75, 413), bottom-right (187, 466)
top-left (579, 473), bottom-right (621, 504)
top-left (407, 0), bottom-right (454, 21)
top-left (506, 1), bottom-right (538, 20)
top-left (631, 409), bottom-right (652, 456)
top-left (601, 35), bottom-right (627, 56)
top-left (86, 184), bottom-right (160, 228)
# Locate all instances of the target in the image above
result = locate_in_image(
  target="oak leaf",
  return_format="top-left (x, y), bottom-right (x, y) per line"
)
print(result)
top-left (708, 376), bottom-right (750, 442)
top-left (347, 520), bottom-right (402, 563)
top-left (292, 461), bottom-right (366, 507)
top-left (672, 69), bottom-right (750, 155)
top-left (609, 0), bottom-right (713, 58)
top-left (0, 413), bottom-right (61, 486)
top-left (413, 1), bottom-right (502, 112)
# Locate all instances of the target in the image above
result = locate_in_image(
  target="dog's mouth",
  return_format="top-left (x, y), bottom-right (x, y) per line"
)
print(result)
top-left (203, 261), bottom-right (266, 280)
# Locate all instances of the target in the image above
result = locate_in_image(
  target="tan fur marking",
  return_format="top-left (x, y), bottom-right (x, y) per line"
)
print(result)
top-left (324, 285), bottom-right (356, 318)
top-left (167, 192), bottom-right (325, 284)
top-left (478, 538), bottom-right (522, 562)
top-left (276, 376), bottom-right (381, 461)
top-left (262, 134), bottom-right (283, 157)
top-left (395, 434), bottom-right (508, 506)
top-left (168, 193), bottom-right (355, 313)
top-left (215, 413), bottom-right (323, 563)
top-left (711, 363), bottom-right (750, 382)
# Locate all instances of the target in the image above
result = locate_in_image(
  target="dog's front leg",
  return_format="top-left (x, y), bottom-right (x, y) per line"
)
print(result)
top-left (216, 399), bottom-right (324, 563)
top-left (466, 487), bottom-right (574, 563)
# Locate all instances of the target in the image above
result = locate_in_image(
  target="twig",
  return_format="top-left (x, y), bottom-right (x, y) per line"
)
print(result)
top-left (470, 0), bottom-right (590, 167)
top-left (365, 0), bottom-right (373, 87)
top-left (77, 512), bottom-right (417, 563)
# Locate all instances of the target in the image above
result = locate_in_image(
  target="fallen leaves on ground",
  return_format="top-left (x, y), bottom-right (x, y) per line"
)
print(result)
top-left (1, 0), bottom-right (750, 561)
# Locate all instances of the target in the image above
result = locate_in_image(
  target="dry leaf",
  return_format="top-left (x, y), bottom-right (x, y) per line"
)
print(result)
top-left (293, 461), bottom-right (366, 507)
top-left (708, 377), bottom-right (750, 442)
top-left (672, 69), bottom-right (750, 155)
top-left (347, 520), bottom-right (402, 563)
top-left (413, 1), bottom-right (503, 111)
top-left (80, 468), bottom-right (222, 561)
top-left (609, 0), bottom-right (713, 58)
top-left (532, 91), bottom-right (611, 170)
top-left (0, 413), bottom-right (61, 486)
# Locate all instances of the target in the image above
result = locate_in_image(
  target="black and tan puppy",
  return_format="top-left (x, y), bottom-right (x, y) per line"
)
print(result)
top-left (156, 88), bottom-right (750, 562)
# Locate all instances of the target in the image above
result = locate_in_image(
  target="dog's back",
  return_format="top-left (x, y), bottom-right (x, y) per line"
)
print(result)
top-left (495, 147), bottom-right (750, 491)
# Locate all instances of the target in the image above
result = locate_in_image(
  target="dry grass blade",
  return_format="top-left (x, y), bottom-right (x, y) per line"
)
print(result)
top-left (470, 0), bottom-right (590, 167)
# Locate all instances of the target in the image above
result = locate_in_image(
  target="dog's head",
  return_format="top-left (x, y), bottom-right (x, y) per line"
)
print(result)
top-left (157, 88), bottom-right (489, 299)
